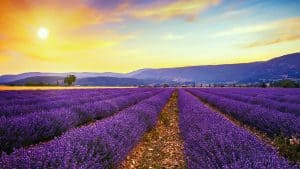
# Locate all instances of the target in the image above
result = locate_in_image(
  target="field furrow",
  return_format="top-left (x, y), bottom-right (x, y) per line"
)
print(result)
top-left (119, 90), bottom-right (185, 169)
top-left (1, 87), bottom-right (299, 168)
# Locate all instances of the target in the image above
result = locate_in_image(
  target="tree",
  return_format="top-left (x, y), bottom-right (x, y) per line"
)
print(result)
top-left (64, 75), bottom-right (76, 86)
top-left (271, 79), bottom-right (299, 88)
top-left (260, 83), bottom-right (267, 88)
top-left (163, 83), bottom-right (169, 88)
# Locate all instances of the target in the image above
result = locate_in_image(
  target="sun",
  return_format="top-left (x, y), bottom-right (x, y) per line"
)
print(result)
top-left (37, 27), bottom-right (49, 40)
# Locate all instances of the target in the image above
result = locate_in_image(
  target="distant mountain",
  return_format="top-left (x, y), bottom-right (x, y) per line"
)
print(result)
top-left (0, 72), bottom-right (124, 83)
top-left (1, 52), bottom-right (299, 85)
top-left (68, 72), bottom-right (124, 78)
top-left (126, 68), bottom-right (153, 77)
top-left (6, 76), bottom-right (187, 86)
top-left (6, 76), bottom-right (64, 85)
top-left (241, 53), bottom-right (300, 82)
top-left (76, 76), bottom-right (147, 86)
top-left (0, 72), bottom-right (58, 84)
top-left (128, 53), bottom-right (300, 83)
top-left (5, 76), bottom-right (143, 86)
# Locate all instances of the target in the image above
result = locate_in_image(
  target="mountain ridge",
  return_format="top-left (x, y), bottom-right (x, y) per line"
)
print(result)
top-left (1, 52), bottom-right (299, 84)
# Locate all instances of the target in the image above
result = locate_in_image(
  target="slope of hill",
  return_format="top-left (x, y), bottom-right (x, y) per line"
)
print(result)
top-left (0, 72), bottom-right (124, 84)
top-left (128, 53), bottom-right (300, 83)
top-left (6, 76), bottom-right (64, 85)
top-left (6, 76), bottom-right (189, 86)
top-left (76, 76), bottom-right (147, 86)
top-left (1, 53), bottom-right (299, 84)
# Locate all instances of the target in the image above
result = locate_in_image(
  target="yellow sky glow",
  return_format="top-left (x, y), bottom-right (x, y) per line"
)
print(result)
top-left (0, 0), bottom-right (300, 74)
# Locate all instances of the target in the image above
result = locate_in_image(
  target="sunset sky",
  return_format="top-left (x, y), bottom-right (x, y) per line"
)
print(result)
top-left (0, 0), bottom-right (300, 74)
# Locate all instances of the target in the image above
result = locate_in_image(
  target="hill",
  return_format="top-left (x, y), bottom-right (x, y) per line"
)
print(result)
top-left (128, 53), bottom-right (300, 83)
top-left (1, 53), bottom-right (299, 84)
top-left (0, 72), bottom-right (124, 84)
top-left (76, 76), bottom-right (148, 86)
top-left (6, 76), bottom-right (64, 85)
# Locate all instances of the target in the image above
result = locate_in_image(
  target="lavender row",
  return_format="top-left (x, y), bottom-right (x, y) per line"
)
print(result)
top-left (187, 89), bottom-right (300, 138)
top-left (0, 90), bottom-right (118, 117)
top-left (0, 88), bottom-right (151, 118)
top-left (199, 88), bottom-right (300, 116)
top-left (0, 89), bottom-right (161, 153)
top-left (208, 88), bottom-right (300, 105)
top-left (0, 88), bottom-right (152, 106)
top-left (0, 91), bottom-right (120, 117)
top-left (227, 88), bottom-right (300, 96)
top-left (0, 89), bottom-right (173, 168)
top-left (240, 88), bottom-right (300, 104)
top-left (178, 90), bottom-right (295, 169)
top-left (0, 89), bottom-right (106, 104)
top-left (257, 93), bottom-right (300, 105)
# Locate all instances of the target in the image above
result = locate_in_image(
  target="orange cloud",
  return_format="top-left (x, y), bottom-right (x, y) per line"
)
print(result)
top-left (244, 17), bottom-right (300, 48)
top-left (213, 16), bottom-right (300, 48)
top-left (245, 34), bottom-right (300, 48)
top-left (129, 0), bottom-right (221, 21)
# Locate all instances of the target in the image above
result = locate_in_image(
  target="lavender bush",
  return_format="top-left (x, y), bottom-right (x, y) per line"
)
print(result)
top-left (0, 88), bottom-right (149, 117)
top-left (209, 88), bottom-right (300, 104)
top-left (200, 88), bottom-right (300, 116)
top-left (0, 89), bottom-right (173, 168)
top-left (187, 89), bottom-right (300, 138)
top-left (0, 89), bottom-right (161, 153)
top-left (178, 89), bottom-right (296, 169)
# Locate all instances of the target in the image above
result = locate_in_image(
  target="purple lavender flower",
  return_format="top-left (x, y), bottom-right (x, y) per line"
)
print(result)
top-left (178, 89), bottom-right (296, 169)
top-left (0, 89), bottom-right (173, 168)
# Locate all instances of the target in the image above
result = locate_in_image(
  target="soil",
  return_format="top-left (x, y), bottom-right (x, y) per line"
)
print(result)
top-left (118, 90), bottom-right (186, 169)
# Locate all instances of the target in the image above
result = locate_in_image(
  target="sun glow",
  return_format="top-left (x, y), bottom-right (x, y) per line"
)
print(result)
top-left (37, 27), bottom-right (49, 40)
top-left (0, 1), bottom-right (300, 75)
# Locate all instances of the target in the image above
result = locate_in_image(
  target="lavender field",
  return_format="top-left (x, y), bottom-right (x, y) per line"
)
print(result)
top-left (2, 0), bottom-right (300, 168)
top-left (0, 88), bottom-right (299, 168)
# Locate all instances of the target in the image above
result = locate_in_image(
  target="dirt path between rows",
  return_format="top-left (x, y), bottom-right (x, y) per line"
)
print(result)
top-left (118, 90), bottom-right (186, 169)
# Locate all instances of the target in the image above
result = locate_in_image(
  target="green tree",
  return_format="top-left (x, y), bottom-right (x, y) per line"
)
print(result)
top-left (272, 79), bottom-right (299, 88)
top-left (64, 75), bottom-right (76, 86)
